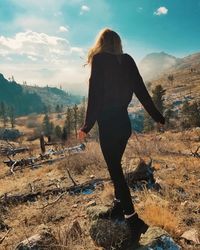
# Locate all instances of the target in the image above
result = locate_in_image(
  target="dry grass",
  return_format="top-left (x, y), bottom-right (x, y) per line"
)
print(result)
top-left (0, 119), bottom-right (199, 249)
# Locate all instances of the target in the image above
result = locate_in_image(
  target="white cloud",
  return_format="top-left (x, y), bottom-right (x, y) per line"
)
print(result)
top-left (54, 11), bottom-right (63, 17)
top-left (80, 5), bottom-right (90, 15)
top-left (59, 26), bottom-right (69, 32)
top-left (0, 31), bottom-right (88, 93)
top-left (0, 31), bottom-right (74, 59)
top-left (137, 7), bottom-right (143, 13)
top-left (154, 6), bottom-right (168, 16)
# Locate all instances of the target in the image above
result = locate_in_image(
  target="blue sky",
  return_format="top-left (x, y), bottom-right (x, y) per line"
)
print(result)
top-left (0, 0), bottom-right (200, 94)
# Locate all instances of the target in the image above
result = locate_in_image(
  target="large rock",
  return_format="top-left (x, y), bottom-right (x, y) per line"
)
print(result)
top-left (0, 128), bottom-right (22, 141)
top-left (90, 218), bottom-right (132, 250)
top-left (87, 205), bottom-right (181, 250)
top-left (139, 227), bottom-right (181, 250)
top-left (15, 228), bottom-right (59, 250)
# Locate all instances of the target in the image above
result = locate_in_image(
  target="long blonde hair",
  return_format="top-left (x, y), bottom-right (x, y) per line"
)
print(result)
top-left (86, 28), bottom-right (123, 65)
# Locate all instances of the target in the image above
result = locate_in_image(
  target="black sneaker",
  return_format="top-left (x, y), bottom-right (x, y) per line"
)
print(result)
top-left (125, 213), bottom-right (149, 247)
top-left (98, 199), bottom-right (125, 221)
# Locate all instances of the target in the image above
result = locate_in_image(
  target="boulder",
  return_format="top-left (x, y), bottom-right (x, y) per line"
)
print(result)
top-left (0, 128), bottom-right (22, 141)
top-left (15, 228), bottom-right (58, 250)
top-left (88, 205), bottom-right (181, 250)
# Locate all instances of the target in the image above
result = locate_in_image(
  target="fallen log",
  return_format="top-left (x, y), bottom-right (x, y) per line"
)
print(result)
top-left (0, 178), bottom-right (105, 207)
top-left (0, 146), bottom-right (29, 156)
top-left (3, 143), bottom-right (86, 173)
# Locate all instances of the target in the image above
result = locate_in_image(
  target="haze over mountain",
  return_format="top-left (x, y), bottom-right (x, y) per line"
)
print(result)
top-left (138, 52), bottom-right (180, 81)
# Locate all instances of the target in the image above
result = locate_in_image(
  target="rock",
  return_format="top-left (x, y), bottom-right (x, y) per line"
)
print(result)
top-left (140, 226), bottom-right (169, 244)
top-left (90, 174), bottom-right (95, 179)
top-left (181, 228), bottom-right (200, 244)
top-left (89, 218), bottom-right (132, 250)
top-left (138, 234), bottom-right (181, 250)
top-left (0, 218), bottom-right (9, 231)
top-left (15, 228), bottom-right (58, 250)
top-left (124, 159), bottom-right (160, 191)
top-left (0, 128), bottom-right (22, 141)
top-left (86, 205), bottom-right (111, 221)
top-left (65, 220), bottom-right (82, 241)
top-left (88, 205), bottom-right (181, 250)
top-left (138, 226), bottom-right (181, 249)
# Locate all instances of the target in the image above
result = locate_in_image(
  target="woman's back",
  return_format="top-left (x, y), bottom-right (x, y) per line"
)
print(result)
top-left (93, 52), bottom-right (133, 112)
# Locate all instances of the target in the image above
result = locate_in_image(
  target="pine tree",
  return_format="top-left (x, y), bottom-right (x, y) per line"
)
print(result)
top-left (189, 101), bottom-right (200, 127)
top-left (65, 107), bottom-right (73, 137)
top-left (62, 125), bottom-right (68, 142)
top-left (143, 84), bottom-right (166, 132)
top-left (0, 102), bottom-right (7, 128)
top-left (9, 106), bottom-right (15, 128)
top-left (42, 114), bottom-right (54, 137)
top-left (152, 85), bottom-right (166, 113)
top-left (143, 111), bottom-right (154, 132)
top-left (73, 104), bottom-right (78, 139)
top-left (78, 97), bottom-right (86, 126)
top-left (54, 125), bottom-right (62, 139)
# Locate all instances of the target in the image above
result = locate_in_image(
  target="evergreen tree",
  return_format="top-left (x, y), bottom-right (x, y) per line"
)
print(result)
top-left (78, 97), bottom-right (86, 126)
top-left (65, 107), bottom-right (73, 137)
top-left (0, 102), bottom-right (7, 127)
top-left (181, 100), bottom-right (200, 128)
top-left (62, 125), bottom-right (68, 142)
top-left (73, 104), bottom-right (78, 139)
top-left (42, 114), bottom-right (54, 137)
top-left (54, 125), bottom-right (62, 139)
top-left (55, 104), bottom-right (61, 113)
top-left (143, 111), bottom-right (154, 132)
top-left (9, 105), bottom-right (15, 128)
top-left (168, 74), bottom-right (174, 85)
top-left (152, 85), bottom-right (166, 113)
top-left (143, 84), bottom-right (166, 132)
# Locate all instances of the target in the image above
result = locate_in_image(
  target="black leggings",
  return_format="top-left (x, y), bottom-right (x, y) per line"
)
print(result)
top-left (97, 107), bottom-right (135, 215)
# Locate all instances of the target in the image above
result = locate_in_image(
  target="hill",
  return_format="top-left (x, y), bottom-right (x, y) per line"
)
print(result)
top-left (0, 74), bottom-right (82, 116)
top-left (139, 52), bottom-right (180, 81)
top-left (149, 52), bottom-right (200, 106)
top-left (22, 85), bottom-right (82, 111)
top-left (0, 73), bottom-right (44, 116)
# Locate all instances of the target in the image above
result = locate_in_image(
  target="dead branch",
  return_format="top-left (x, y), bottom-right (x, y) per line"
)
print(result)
top-left (38, 191), bottom-right (68, 209)
top-left (0, 229), bottom-right (11, 244)
top-left (66, 167), bottom-right (77, 186)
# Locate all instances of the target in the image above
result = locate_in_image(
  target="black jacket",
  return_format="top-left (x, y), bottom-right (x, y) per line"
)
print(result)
top-left (80, 52), bottom-right (165, 134)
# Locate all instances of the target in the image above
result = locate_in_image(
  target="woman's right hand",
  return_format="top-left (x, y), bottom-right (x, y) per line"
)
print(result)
top-left (156, 122), bottom-right (165, 132)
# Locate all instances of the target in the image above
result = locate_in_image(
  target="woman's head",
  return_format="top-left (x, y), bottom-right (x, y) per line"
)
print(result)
top-left (87, 28), bottom-right (123, 64)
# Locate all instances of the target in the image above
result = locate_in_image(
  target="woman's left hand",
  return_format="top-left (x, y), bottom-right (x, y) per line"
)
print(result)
top-left (78, 129), bottom-right (87, 140)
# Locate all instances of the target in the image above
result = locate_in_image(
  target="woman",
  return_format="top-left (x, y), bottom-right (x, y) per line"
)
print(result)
top-left (78, 28), bottom-right (165, 245)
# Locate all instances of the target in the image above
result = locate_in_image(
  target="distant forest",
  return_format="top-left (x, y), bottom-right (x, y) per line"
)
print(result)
top-left (0, 74), bottom-right (44, 115)
top-left (0, 73), bottom-right (82, 116)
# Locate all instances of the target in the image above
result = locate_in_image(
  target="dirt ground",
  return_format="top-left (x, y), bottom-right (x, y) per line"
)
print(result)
top-left (0, 124), bottom-right (199, 249)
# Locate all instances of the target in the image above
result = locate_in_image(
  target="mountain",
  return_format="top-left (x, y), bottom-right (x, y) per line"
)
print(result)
top-left (0, 73), bottom-right (44, 115)
top-left (22, 85), bottom-right (82, 110)
top-left (138, 52), bottom-right (200, 108)
top-left (139, 52), bottom-right (180, 81)
top-left (0, 74), bottom-right (82, 116)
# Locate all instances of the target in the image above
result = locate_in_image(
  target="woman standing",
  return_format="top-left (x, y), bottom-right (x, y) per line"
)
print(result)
top-left (78, 28), bottom-right (165, 245)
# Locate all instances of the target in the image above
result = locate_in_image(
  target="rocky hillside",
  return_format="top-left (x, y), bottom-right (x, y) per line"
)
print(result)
top-left (130, 52), bottom-right (200, 115)
top-left (149, 52), bottom-right (200, 106)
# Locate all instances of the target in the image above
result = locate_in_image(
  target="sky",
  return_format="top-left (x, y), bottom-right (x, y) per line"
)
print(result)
top-left (0, 0), bottom-right (200, 95)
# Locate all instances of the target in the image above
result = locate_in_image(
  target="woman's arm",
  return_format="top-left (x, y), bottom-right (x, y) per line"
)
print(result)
top-left (127, 54), bottom-right (165, 124)
top-left (80, 54), bottom-right (103, 134)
